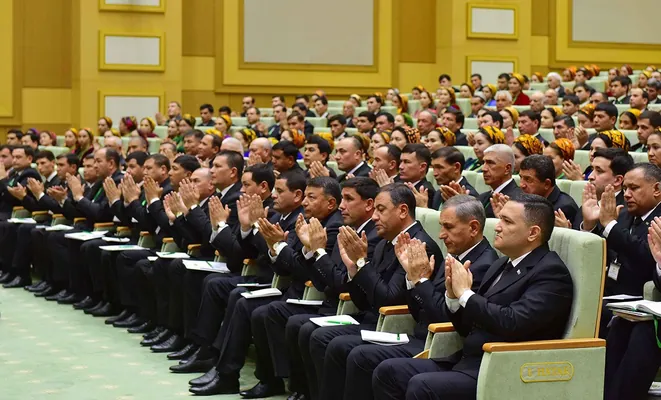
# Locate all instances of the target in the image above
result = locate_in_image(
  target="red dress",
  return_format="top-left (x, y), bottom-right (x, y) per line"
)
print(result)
top-left (512, 92), bottom-right (530, 106)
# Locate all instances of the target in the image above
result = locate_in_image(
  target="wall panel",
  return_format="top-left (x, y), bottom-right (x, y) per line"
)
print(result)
top-left (398, 0), bottom-right (435, 64)
top-left (182, 0), bottom-right (215, 57)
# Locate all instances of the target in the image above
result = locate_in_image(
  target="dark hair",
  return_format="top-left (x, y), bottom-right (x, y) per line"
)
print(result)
top-left (83, 153), bottom-right (95, 161)
top-left (639, 110), bottom-right (661, 128)
top-left (126, 151), bottom-right (148, 166)
top-left (184, 129), bottom-right (205, 141)
top-left (595, 102), bottom-right (618, 118)
top-left (498, 73), bottom-right (511, 80)
top-left (648, 79), bottom-right (661, 90)
top-left (218, 106), bottom-right (232, 114)
top-left (358, 111), bottom-right (377, 123)
top-left (632, 162), bottom-right (661, 183)
top-left (200, 103), bottom-right (214, 113)
top-left (26, 133), bottom-right (39, 144)
top-left (173, 154), bottom-right (200, 173)
top-left (515, 193), bottom-right (555, 243)
top-left (13, 145), bottom-right (35, 160)
top-left (204, 133), bottom-right (222, 150)
top-left (307, 176), bottom-right (342, 206)
top-left (471, 73), bottom-right (482, 80)
top-left (368, 95), bottom-right (383, 105)
top-left (272, 141), bottom-right (299, 160)
top-left (315, 96), bottom-right (328, 106)
top-left (443, 107), bottom-right (465, 127)
top-left (563, 95), bottom-right (580, 106)
top-left (243, 96), bottom-right (255, 104)
top-left (592, 148), bottom-right (634, 177)
top-left (272, 95), bottom-right (285, 103)
top-left (519, 110), bottom-right (541, 127)
top-left (103, 148), bottom-right (121, 168)
top-left (217, 150), bottom-right (245, 176)
top-left (376, 111), bottom-right (395, 124)
top-left (287, 111), bottom-right (305, 123)
top-left (7, 129), bottom-right (23, 139)
top-left (247, 106), bottom-right (261, 115)
top-left (306, 135), bottom-right (331, 162)
top-left (35, 150), bottom-right (55, 162)
top-left (380, 183), bottom-right (416, 218)
top-left (438, 74), bottom-right (452, 83)
top-left (484, 110), bottom-right (504, 129)
top-left (328, 114), bottom-right (347, 126)
top-left (554, 115), bottom-right (576, 128)
top-left (382, 144), bottom-right (402, 165)
top-left (520, 154), bottom-right (556, 186)
top-left (432, 146), bottom-right (466, 170)
top-left (0, 144), bottom-right (14, 153)
top-left (293, 103), bottom-right (308, 113)
top-left (341, 177), bottom-right (380, 201)
top-left (148, 153), bottom-right (171, 171)
top-left (295, 95), bottom-right (310, 103)
top-left (574, 82), bottom-right (595, 95)
top-left (56, 153), bottom-right (80, 169)
top-left (274, 104), bottom-right (287, 113)
top-left (612, 75), bottom-right (632, 87)
top-left (245, 163), bottom-right (276, 191)
top-left (278, 170), bottom-right (307, 194)
top-left (402, 143), bottom-right (431, 167)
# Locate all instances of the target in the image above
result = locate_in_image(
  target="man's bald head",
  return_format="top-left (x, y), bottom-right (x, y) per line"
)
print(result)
top-left (104, 136), bottom-right (123, 153)
top-left (220, 137), bottom-right (244, 154)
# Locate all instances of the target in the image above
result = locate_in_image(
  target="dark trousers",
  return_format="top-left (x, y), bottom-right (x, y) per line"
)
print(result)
top-left (213, 287), bottom-right (276, 383)
top-left (11, 224), bottom-right (39, 280)
top-left (141, 258), bottom-right (172, 327)
top-left (604, 317), bottom-right (661, 400)
top-left (0, 221), bottom-right (18, 273)
top-left (166, 259), bottom-right (187, 334)
top-left (31, 228), bottom-right (53, 283)
top-left (48, 231), bottom-right (74, 291)
top-left (373, 358), bottom-right (478, 400)
top-left (116, 250), bottom-right (154, 311)
top-left (81, 239), bottom-right (107, 299)
top-left (308, 323), bottom-right (376, 400)
top-left (182, 268), bottom-right (213, 338)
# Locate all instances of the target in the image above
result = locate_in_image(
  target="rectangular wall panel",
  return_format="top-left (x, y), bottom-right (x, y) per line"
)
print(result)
top-left (101, 93), bottom-right (162, 127)
top-left (100, 32), bottom-right (165, 71)
top-left (99, 0), bottom-right (165, 12)
top-left (470, 60), bottom-right (515, 88)
top-left (572, 0), bottom-right (661, 44)
top-left (467, 3), bottom-right (517, 39)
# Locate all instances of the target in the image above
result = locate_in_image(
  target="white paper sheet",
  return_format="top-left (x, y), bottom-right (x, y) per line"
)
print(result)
top-left (286, 299), bottom-right (324, 306)
top-left (45, 224), bottom-right (74, 231)
top-left (8, 218), bottom-right (37, 224)
top-left (309, 315), bottom-right (359, 327)
top-left (240, 288), bottom-right (282, 299)
top-left (360, 330), bottom-right (409, 346)
top-left (98, 245), bottom-right (145, 252)
top-left (64, 231), bottom-right (109, 241)
top-left (183, 260), bottom-right (230, 273)
top-left (155, 251), bottom-right (190, 259)
top-left (101, 236), bottom-right (131, 243)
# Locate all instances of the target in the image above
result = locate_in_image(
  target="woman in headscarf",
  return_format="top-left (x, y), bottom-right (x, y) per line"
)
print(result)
top-left (98, 116), bottom-right (113, 136)
top-left (577, 103), bottom-right (595, 129)
top-left (411, 86), bottom-right (424, 101)
top-left (500, 106), bottom-right (519, 129)
top-left (38, 131), bottom-right (56, 147)
top-left (389, 126), bottom-right (420, 150)
top-left (540, 106), bottom-right (563, 129)
top-left (369, 131), bottom-right (390, 160)
top-left (563, 66), bottom-right (577, 82)
top-left (349, 94), bottom-right (362, 107)
top-left (619, 109), bottom-right (641, 130)
top-left (280, 128), bottom-right (306, 159)
top-left (435, 87), bottom-right (458, 115)
top-left (509, 73), bottom-right (530, 105)
top-left (76, 128), bottom-right (95, 161)
top-left (394, 113), bottom-right (414, 128)
top-left (391, 94), bottom-right (408, 114)
top-left (233, 128), bottom-right (257, 157)
top-left (483, 84), bottom-right (497, 107)
top-left (544, 138), bottom-right (575, 179)
top-left (530, 72), bottom-right (544, 83)
top-left (639, 70), bottom-right (652, 89)
top-left (414, 90), bottom-right (436, 118)
top-left (568, 129), bottom-right (630, 181)
top-left (465, 126), bottom-right (506, 171)
top-left (64, 128), bottom-right (79, 153)
top-left (458, 83), bottom-right (474, 99)
top-left (424, 127), bottom-right (456, 153)
top-left (119, 116), bottom-right (138, 136)
top-left (138, 117), bottom-right (158, 138)
top-left (512, 134), bottom-right (544, 174)
top-left (620, 64), bottom-right (633, 77)
top-left (386, 89), bottom-right (398, 102)
top-left (214, 115), bottom-right (231, 137)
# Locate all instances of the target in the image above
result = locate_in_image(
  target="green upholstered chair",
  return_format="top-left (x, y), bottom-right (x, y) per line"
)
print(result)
top-left (137, 231), bottom-right (156, 249)
top-left (50, 214), bottom-right (70, 226)
top-left (620, 129), bottom-right (639, 146)
top-left (614, 104), bottom-right (630, 116)
top-left (456, 98), bottom-right (471, 117)
top-left (93, 222), bottom-right (116, 232)
top-left (381, 106), bottom-right (397, 115)
top-left (11, 207), bottom-right (31, 219)
top-left (345, 128), bottom-right (358, 135)
top-left (258, 107), bottom-right (273, 117)
top-left (147, 138), bottom-right (161, 154)
top-left (556, 179), bottom-right (573, 197)
top-left (303, 281), bottom-right (326, 301)
top-left (271, 273), bottom-right (291, 291)
top-left (160, 237), bottom-right (181, 253)
top-left (573, 150), bottom-right (591, 173)
top-left (115, 226), bottom-right (132, 238)
top-left (153, 126), bottom-right (168, 139)
top-left (426, 169), bottom-right (438, 190)
top-left (30, 211), bottom-right (48, 223)
top-left (336, 292), bottom-right (359, 315)
top-left (423, 227), bottom-right (606, 400)
top-left (568, 180), bottom-right (588, 206)
top-left (649, 104), bottom-right (661, 112)
top-left (455, 145), bottom-right (476, 161)
top-left (537, 128), bottom-right (556, 144)
top-left (414, 208), bottom-right (445, 254)
top-left (326, 161), bottom-right (340, 176)
top-left (407, 100), bottom-right (421, 116)
top-left (644, 281), bottom-right (661, 302)
top-left (327, 107), bottom-right (342, 116)
top-left (328, 100), bottom-right (345, 108)
top-left (241, 259), bottom-right (259, 277)
top-left (121, 137), bottom-right (130, 152)
top-left (464, 118), bottom-right (479, 129)
top-left (461, 170), bottom-right (478, 189)
top-left (586, 79), bottom-right (606, 92)
top-left (472, 172), bottom-right (492, 194)
top-left (232, 117), bottom-right (248, 127)
top-left (631, 152), bottom-right (649, 163)
top-left (41, 146), bottom-right (72, 157)
top-left (259, 117), bottom-right (274, 127)
top-left (305, 117), bottom-right (328, 128)
top-left (529, 83), bottom-right (547, 91)
top-left (313, 127), bottom-right (331, 135)
top-left (512, 106), bottom-right (530, 113)
top-left (56, 136), bottom-right (65, 147)
top-left (512, 175), bottom-right (520, 185)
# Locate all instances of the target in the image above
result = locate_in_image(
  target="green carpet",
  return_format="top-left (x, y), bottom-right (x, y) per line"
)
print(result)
top-left (0, 287), bottom-right (289, 399)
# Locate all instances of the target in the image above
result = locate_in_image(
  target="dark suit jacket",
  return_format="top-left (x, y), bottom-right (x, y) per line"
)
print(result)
top-left (22, 174), bottom-right (62, 212)
top-left (612, 95), bottom-right (631, 105)
top-left (268, 124), bottom-right (282, 140)
top-left (407, 177), bottom-right (435, 208)
top-left (631, 142), bottom-right (647, 153)
top-left (573, 191), bottom-right (625, 230)
top-left (307, 220), bottom-right (381, 310)
top-left (444, 245), bottom-right (574, 379)
top-left (66, 170), bottom-right (123, 229)
top-left (431, 177), bottom-right (479, 210)
top-left (304, 121), bottom-right (314, 137)
top-left (455, 130), bottom-right (468, 146)
top-left (408, 238), bottom-right (498, 339)
top-left (125, 178), bottom-right (173, 238)
top-left (0, 167), bottom-right (42, 216)
top-left (478, 179), bottom-right (522, 218)
top-left (548, 186), bottom-right (579, 224)
top-left (349, 222), bottom-right (444, 324)
top-left (337, 162), bottom-right (371, 183)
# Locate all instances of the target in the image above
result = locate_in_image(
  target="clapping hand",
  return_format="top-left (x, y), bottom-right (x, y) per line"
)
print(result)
top-left (179, 179), bottom-right (199, 210)
top-left (440, 180), bottom-right (468, 202)
top-left (122, 174), bottom-right (140, 203)
top-left (295, 213), bottom-right (311, 249)
top-left (26, 177), bottom-right (44, 198)
top-left (466, 131), bottom-right (476, 147)
top-left (308, 217), bottom-right (327, 252)
top-left (599, 184), bottom-right (622, 227)
top-left (581, 183), bottom-right (600, 231)
top-left (405, 182), bottom-right (429, 208)
top-left (103, 177), bottom-right (121, 204)
top-left (554, 209), bottom-right (572, 228)
top-left (163, 193), bottom-right (177, 222)
top-left (447, 255), bottom-right (473, 299)
top-left (575, 125), bottom-right (589, 148)
top-left (66, 173), bottom-right (84, 200)
top-left (562, 160), bottom-right (583, 181)
top-left (490, 192), bottom-right (509, 217)
top-left (247, 152), bottom-right (263, 167)
top-left (237, 194), bottom-right (258, 230)
top-left (47, 186), bottom-right (67, 203)
top-left (648, 217), bottom-right (661, 265)
top-left (406, 239), bottom-right (434, 284)
top-left (308, 161), bottom-right (330, 178)
top-left (337, 226), bottom-right (368, 278)
top-left (369, 168), bottom-right (394, 187)
top-left (504, 127), bottom-right (515, 146)
top-left (143, 176), bottom-right (162, 203)
top-left (393, 232), bottom-right (411, 270)
top-left (257, 218), bottom-right (288, 250)
top-left (7, 183), bottom-right (27, 200)
top-left (209, 195), bottom-right (229, 227)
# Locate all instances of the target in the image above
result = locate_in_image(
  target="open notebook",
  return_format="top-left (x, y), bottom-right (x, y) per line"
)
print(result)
top-left (607, 300), bottom-right (661, 321)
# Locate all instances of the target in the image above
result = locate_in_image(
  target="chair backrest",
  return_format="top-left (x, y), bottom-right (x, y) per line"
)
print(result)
top-left (461, 170), bottom-right (478, 189)
top-left (573, 150), bottom-right (591, 172)
top-left (621, 129), bottom-right (639, 146)
top-left (153, 126), bottom-right (168, 139)
top-left (464, 118), bottom-right (478, 129)
top-left (472, 172), bottom-right (492, 194)
top-left (537, 128), bottom-right (556, 144)
top-left (512, 175), bottom-right (520, 185)
top-left (407, 99), bottom-right (421, 116)
top-left (555, 179), bottom-right (573, 197)
top-left (630, 152), bottom-right (649, 163)
top-left (415, 208), bottom-right (446, 255)
top-left (568, 180), bottom-right (588, 205)
top-left (456, 145), bottom-right (476, 161)
top-left (306, 117), bottom-right (328, 128)
top-left (426, 169), bottom-right (438, 190)
top-left (41, 146), bottom-right (71, 157)
top-left (456, 98), bottom-right (471, 117)
top-left (147, 138), bottom-right (161, 154)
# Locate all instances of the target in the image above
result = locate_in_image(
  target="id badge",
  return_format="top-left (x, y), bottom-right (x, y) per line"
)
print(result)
top-left (608, 262), bottom-right (621, 281)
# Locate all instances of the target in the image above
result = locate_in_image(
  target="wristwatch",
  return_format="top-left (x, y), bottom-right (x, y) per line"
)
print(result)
top-left (357, 258), bottom-right (367, 269)
top-left (313, 248), bottom-right (327, 259)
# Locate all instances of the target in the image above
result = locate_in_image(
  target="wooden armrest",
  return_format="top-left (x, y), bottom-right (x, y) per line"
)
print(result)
top-left (94, 222), bottom-right (115, 228)
top-left (215, 250), bottom-right (221, 257)
top-left (483, 338), bottom-right (606, 353)
top-left (244, 259), bottom-right (256, 265)
top-left (162, 237), bottom-right (174, 243)
top-left (305, 280), bottom-right (314, 288)
top-left (32, 211), bottom-right (48, 216)
top-left (139, 231), bottom-right (151, 237)
top-left (379, 305), bottom-right (410, 316)
top-left (428, 322), bottom-right (455, 333)
top-left (339, 293), bottom-right (351, 301)
top-left (52, 214), bottom-right (64, 219)
top-left (116, 226), bottom-right (130, 232)
top-left (73, 217), bottom-right (87, 224)
top-left (413, 349), bottom-right (430, 359)
top-left (12, 206), bottom-right (25, 211)
top-left (188, 244), bottom-right (201, 251)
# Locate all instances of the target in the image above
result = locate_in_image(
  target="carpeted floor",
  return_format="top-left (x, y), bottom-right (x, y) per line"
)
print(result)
top-left (0, 286), bottom-right (288, 399)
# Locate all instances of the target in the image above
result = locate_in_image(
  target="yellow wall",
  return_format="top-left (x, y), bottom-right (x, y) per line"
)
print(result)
top-left (3, 0), bottom-right (661, 138)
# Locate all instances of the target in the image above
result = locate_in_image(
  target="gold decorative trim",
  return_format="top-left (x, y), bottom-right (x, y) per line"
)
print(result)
top-left (98, 31), bottom-right (166, 72)
top-left (97, 91), bottom-right (164, 120)
top-left (98, 0), bottom-right (165, 13)
top-left (520, 362), bottom-right (574, 383)
top-left (466, 2), bottom-right (518, 40)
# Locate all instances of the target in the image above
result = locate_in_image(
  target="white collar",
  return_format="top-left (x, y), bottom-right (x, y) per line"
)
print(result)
top-left (493, 178), bottom-right (513, 194)
top-left (355, 218), bottom-right (371, 234)
top-left (510, 250), bottom-right (533, 268)
top-left (391, 221), bottom-right (418, 245)
top-left (456, 239), bottom-right (483, 262)
top-left (44, 171), bottom-right (57, 182)
top-left (617, 94), bottom-right (628, 102)
top-left (642, 200), bottom-right (661, 222)
top-left (280, 212), bottom-right (291, 222)
top-left (348, 161), bottom-right (366, 175)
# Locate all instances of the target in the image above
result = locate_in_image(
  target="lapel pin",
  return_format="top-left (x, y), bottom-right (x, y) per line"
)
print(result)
top-left (516, 269), bottom-right (521, 275)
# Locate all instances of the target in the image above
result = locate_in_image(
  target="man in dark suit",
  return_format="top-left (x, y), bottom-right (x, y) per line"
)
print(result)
top-left (582, 163), bottom-right (661, 337)
top-left (631, 110), bottom-right (661, 153)
top-left (334, 136), bottom-right (371, 183)
top-left (519, 155), bottom-right (579, 223)
top-left (398, 144), bottom-right (435, 208)
top-left (335, 195), bottom-right (499, 400)
top-left (477, 144), bottom-right (522, 218)
top-left (0, 146), bottom-right (41, 221)
top-left (188, 177), bottom-right (343, 396)
top-left (373, 194), bottom-right (574, 400)
top-left (610, 76), bottom-right (632, 104)
top-left (308, 183), bottom-right (444, 400)
top-left (303, 135), bottom-right (337, 180)
top-left (604, 217), bottom-right (661, 400)
top-left (429, 147), bottom-right (479, 210)
top-left (271, 141), bottom-right (305, 176)
top-left (261, 177), bottom-right (382, 400)
top-left (371, 145), bottom-right (401, 185)
top-left (441, 108), bottom-right (467, 146)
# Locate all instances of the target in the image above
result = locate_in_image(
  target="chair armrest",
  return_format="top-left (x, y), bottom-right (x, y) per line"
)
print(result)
top-left (644, 280), bottom-right (661, 301)
top-left (428, 322), bottom-right (455, 333)
top-left (339, 293), bottom-right (351, 301)
top-left (140, 231), bottom-right (151, 237)
top-left (32, 211), bottom-right (48, 216)
top-left (305, 280), bottom-right (314, 288)
top-left (73, 217), bottom-right (87, 224)
top-left (162, 237), bottom-right (174, 243)
top-left (117, 226), bottom-right (131, 233)
top-left (52, 214), bottom-right (64, 219)
top-left (413, 349), bottom-right (430, 359)
top-left (483, 338), bottom-right (605, 353)
top-left (12, 206), bottom-right (25, 211)
top-left (188, 244), bottom-right (201, 251)
top-left (379, 305), bottom-right (410, 316)
top-left (94, 222), bottom-right (115, 229)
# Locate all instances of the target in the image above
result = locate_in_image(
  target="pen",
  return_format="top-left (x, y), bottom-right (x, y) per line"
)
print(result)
top-left (326, 320), bottom-right (352, 325)
top-left (397, 334), bottom-right (400, 341)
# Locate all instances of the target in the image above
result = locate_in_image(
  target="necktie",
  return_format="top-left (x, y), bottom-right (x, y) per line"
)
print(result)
top-left (633, 217), bottom-right (643, 227)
